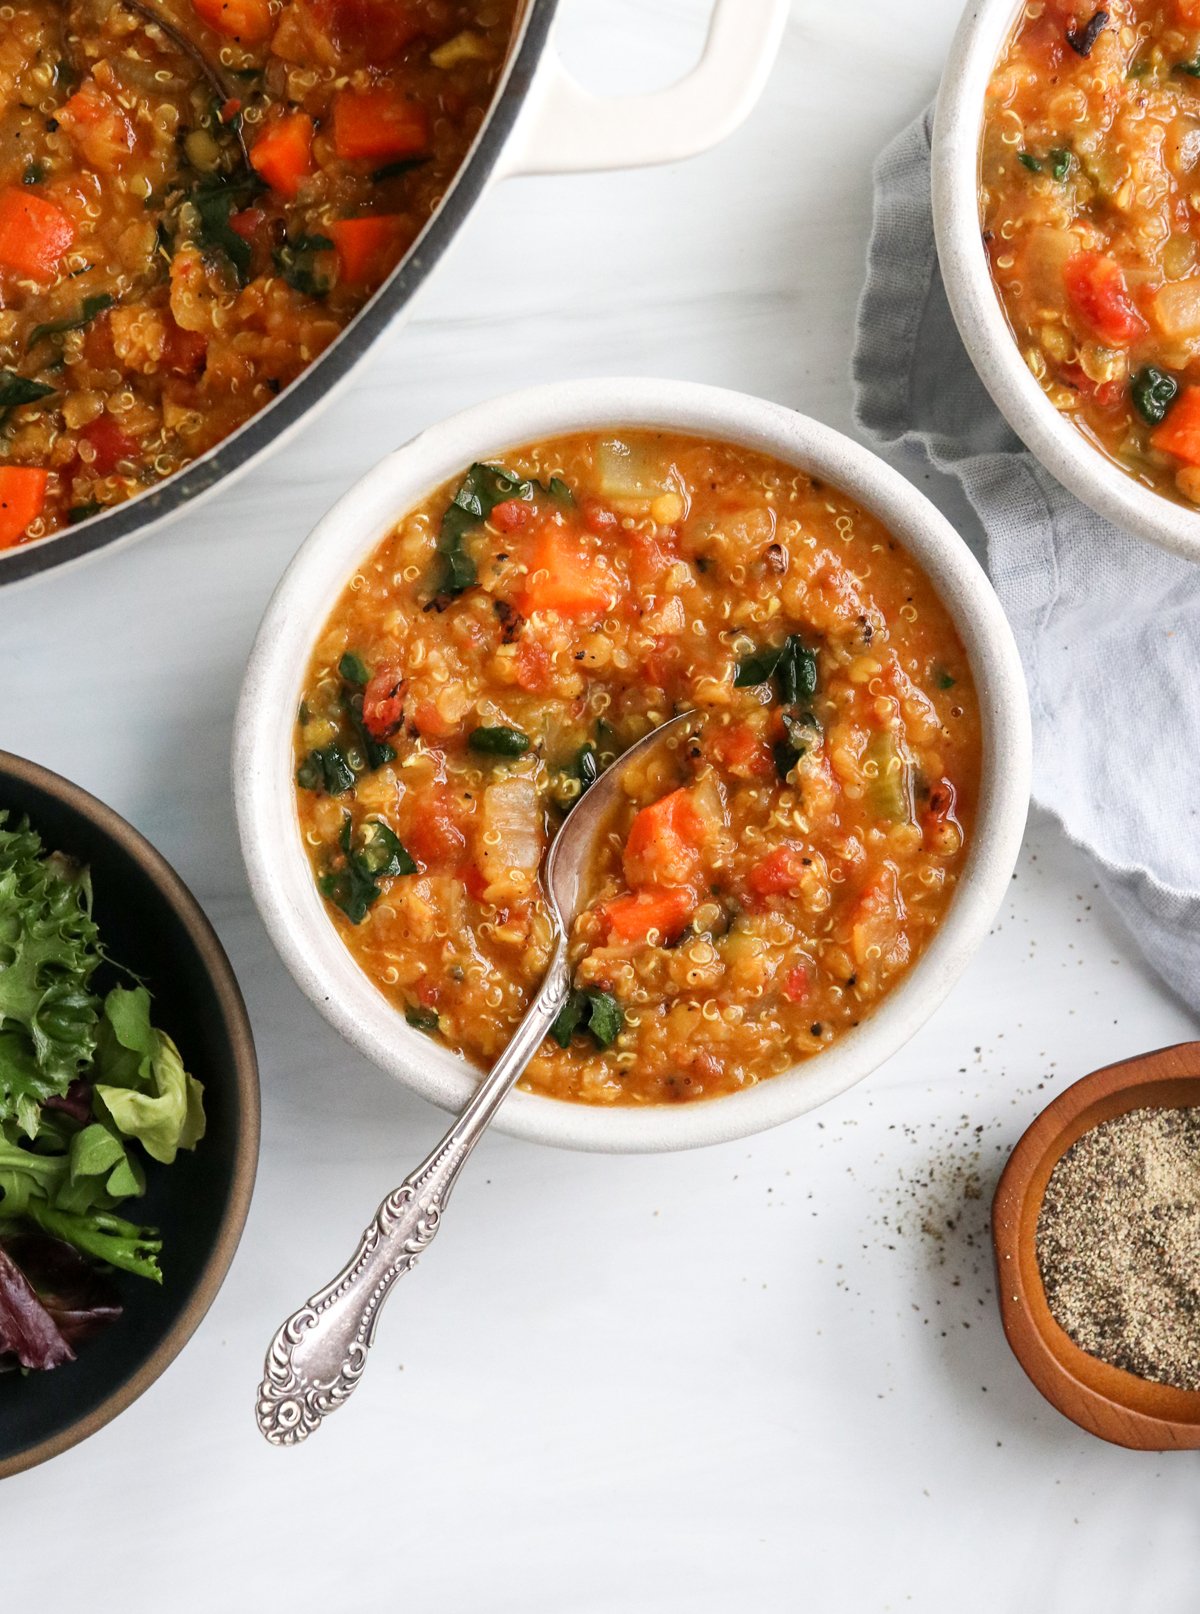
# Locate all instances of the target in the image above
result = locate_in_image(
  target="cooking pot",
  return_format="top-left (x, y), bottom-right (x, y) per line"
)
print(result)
top-left (3, 0), bottom-right (788, 588)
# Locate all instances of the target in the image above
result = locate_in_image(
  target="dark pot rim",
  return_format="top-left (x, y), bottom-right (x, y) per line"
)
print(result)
top-left (0, 752), bottom-right (260, 1480)
top-left (0, 0), bottom-right (561, 589)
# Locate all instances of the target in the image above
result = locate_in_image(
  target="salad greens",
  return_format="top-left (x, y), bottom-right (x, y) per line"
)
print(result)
top-left (0, 813), bottom-right (206, 1371)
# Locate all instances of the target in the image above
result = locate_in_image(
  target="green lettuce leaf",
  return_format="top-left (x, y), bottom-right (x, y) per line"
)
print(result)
top-left (0, 815), bottom-right (104, 1136)
top-left (93, 987), bottom-right (206, 1165)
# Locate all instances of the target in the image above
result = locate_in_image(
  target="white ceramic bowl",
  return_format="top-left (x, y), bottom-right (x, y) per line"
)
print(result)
top-left (933, 0), bottom-right (1200, 563)
top-left (234, 378), bottom-right (1031, 1153)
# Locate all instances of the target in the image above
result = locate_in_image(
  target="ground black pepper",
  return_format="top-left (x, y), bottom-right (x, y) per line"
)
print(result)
top-left (1036, 1107), bottom-right (1200, 1391)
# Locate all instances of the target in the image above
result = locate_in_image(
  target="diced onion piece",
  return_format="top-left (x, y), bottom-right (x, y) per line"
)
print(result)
top-left (479, 776), bottom-right (541, 898)
top-left (595, 438), bottom-right (673, 501)
top-left (1154, 275), bottom-right (1200, 342)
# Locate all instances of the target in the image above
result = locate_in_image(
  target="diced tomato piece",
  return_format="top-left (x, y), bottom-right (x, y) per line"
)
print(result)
top-left (518, 524), bottom-right (615, 619)
top-left (0, 468), bottom-right (48, 548)
top-left (163, 318), bottom-right (208, 377)
top-left (0, 190), bottom-right (74, 282)
top-left (411, 698), bottom-right (457, 739)
top-left (747, 842), bottom-right (808, 900)
top-left (600, 886), bottom-right (694, 946)
top-left (191, 0), bottom-right (273, 42)
top-left (330, 216), bottom-right (408, 288)
top-left (782, 965), bottom-right (810, 1004)
top-left (405, 793), bottom-right (467, 869)
top-left (708, 720), bottom-right (773, 780)
top-left (491, 498), bottom-right (531, 533)
top-left (361, 666), bottom-right (406, 739)
top-left (58, 83), bottom-right (135, 170)
top-left (82, 415), bottom-right (139, 477)
top-left (1063, 252), bottom-right (1147, 347)
top-left (1177, 0), bottom-right (1200, 23)
top-left (514, 637), bottom-right (551, 692)
top-left (460, 861), bottom-right (490, 902)
top-left (582, 497), bottom-right (618, 536)
top-left (623, 788), bottom-right (706, 890)
top-left (1151, 384), bottom-right (1200, 465)
top-left (251, 113), bottom-right (315, 198)
top-left (229, 207), bottom-right (266, 243)
top-left (416, 977), bottom-right (440, 1007)
top-left (333, 87), bottom-right (431, 162)
top-left (627, 528), bottom-right (677, 587)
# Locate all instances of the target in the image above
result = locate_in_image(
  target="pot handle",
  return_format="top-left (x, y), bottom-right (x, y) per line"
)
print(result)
top-left (499, 0), bottom-right (789, 178)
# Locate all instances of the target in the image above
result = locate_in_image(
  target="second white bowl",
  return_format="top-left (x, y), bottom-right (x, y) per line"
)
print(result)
top-left (234, 378), bottom-right (1031, 1152)
top-left (932, 0), bottom-right (1200, 563)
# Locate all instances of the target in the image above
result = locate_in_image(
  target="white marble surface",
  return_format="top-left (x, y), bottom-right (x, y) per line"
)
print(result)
top-left (3, 1), bottom-right (1198, 1608)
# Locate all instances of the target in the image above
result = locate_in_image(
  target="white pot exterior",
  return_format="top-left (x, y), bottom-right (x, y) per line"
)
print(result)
top-left (933, 0), bottom-right (1200, 562)
top-left (234, 378), bottom-right (1032, 1152)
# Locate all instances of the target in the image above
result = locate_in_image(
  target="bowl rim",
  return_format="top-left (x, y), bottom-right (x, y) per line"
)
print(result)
top-left (931, 0), bottom-right (1200, 563)
top-left (992, 1042), bottom-right (1200, 1449)
top-left (233, 376), bottom-right (1031, 1153)
top-left (0, 752), bottom-right (260, 1481)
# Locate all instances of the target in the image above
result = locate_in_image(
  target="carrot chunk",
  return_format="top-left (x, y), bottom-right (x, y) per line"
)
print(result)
top-left (518, 525), bottom-right (614, 619)
top-left (332, 87), bottom-right (431, 162)
top-left (251, 113), bottom-right (315, 197)
top-left (600, 887), bottom-right (694, 946)
top-left (0, 468), bottom-right (49, 549)
top-left (623, 788), bottom-right (706, 889)
top-left (1151, 385), bottom-right (1200, 466)
top-left (0, 190), bottom-right (74, 282)
top-left (329, 216), bottom-right (408, 287)
top-left (191, 0), bottom-right (273, 42)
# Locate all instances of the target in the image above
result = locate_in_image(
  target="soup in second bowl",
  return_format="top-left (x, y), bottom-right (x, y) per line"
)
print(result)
top-left (982, 0), bottom-right (1200, 507)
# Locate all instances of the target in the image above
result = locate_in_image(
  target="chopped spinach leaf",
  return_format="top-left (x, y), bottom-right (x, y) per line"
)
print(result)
top-left (734, 642), bottom-right (788, 688)
top-left (1050, 148), bottom-right (1072, 180)
top-left (735, 635), bottom-right (818, 704)
top-left (1018, 153), bottom-right (1042, 173)
top-left (935, 667), bottom-right (957, 691)
top-left (22, 162), bottom-right (46, 186)
top-left (66, 503), bottom-right (102, 525)
top-left (52, 59), bottom-right (79, 93)
top-left (0, 371), bottom-right (55, 419)
top-left (338, 651), bottom-right (371, 686)
top-left (539, 475), bottom-right (575, 506)
top-left (1177, 54), bottom-right (1200, 77)
top-left (777, 638), bottom-right (819, 705)
top-left (297, 744), bottom-right (355, 796)
top-left (469, 724), bottom-right (532, 757)
top-left (191, 173), bottom-right (264, 285)
top-left (320, 814), bottom-right (413, 923)
top-left (274, 233), bottom-right (333, 298)
top-left (434, 462), bottom-right (536, 595)
top-left (370, 156), bottom-right (428, 183)
top-left (773, 711), bottom-right (821, 783)
top-left (551, 988), bottom-right (624, 1051)
top-left (1132, 365), bottom-right (1178, 425)
top-left (27, 293), bottom-right (114, 353)
top-left (405, 1003), bottom-right (439, 1033)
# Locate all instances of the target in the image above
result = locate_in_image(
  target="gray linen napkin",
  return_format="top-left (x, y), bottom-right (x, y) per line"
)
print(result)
top-left (853, 108), bottom-right (1200, 1013)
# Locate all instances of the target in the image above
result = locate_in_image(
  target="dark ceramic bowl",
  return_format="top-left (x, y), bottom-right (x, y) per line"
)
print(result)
top-left (0, 754), bottom-right (258, 1479)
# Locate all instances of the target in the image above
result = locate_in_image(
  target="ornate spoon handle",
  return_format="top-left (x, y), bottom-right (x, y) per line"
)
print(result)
top-left (256, 951), bottom-right (570, 1446)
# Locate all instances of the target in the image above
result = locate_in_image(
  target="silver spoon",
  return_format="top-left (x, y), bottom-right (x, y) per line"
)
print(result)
top-left (255, 710), bottom-right (696, 1446)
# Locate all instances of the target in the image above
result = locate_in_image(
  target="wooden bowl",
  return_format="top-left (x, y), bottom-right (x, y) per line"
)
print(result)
top-left (993, 1044), bottom-right (1200, 1450)
top-left (0, 754), bottom-right (260, 1479)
